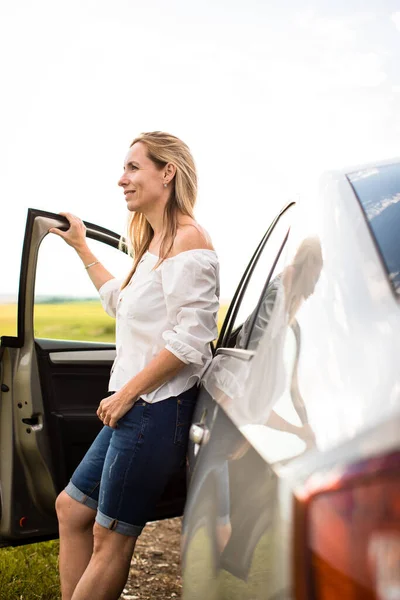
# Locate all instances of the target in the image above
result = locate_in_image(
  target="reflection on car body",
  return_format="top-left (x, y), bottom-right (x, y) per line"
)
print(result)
top-left (182, 236), bottom-right (322, 598)
top-left (182, 159), bottom-right (400, 600)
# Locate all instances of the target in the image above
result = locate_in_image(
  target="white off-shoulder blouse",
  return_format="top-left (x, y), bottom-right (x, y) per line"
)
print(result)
top-left (98, 249), bottom-right (220, 403)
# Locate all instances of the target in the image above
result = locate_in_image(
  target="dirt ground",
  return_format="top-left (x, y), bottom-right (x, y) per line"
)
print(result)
top-left (120, 517), bottom-right (182, 600)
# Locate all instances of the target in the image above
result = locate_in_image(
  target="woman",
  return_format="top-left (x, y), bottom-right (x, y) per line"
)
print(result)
top-left (51, 131), bottom-right (220, 600)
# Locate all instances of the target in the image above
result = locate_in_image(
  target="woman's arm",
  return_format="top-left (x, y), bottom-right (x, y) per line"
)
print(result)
top-left (73, 244), bottom-right (115, 291)
top-left (49, 212), bottom-right (115, 291)
top-left (123, 348), bottom-right (187, 398)
top-left (266, 410), bottom-right (302, 435)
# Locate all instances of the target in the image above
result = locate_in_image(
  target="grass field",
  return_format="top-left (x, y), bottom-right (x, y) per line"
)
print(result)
top-left (0, 301), bottom-right (116, 341)
top-left (0, 301), bottom-right (229, 341)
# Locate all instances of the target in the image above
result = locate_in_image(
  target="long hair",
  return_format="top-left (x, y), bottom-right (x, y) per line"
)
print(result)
top-left (120, 131), bottom-right (197, 289)
top-left (286, 236), bottom-right (323, 323)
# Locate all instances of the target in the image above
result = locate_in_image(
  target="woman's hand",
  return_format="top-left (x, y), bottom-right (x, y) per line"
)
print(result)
top-left (97, 390), bottom-right (136, 429)
top-left (48, 212), bottom-right (88, 251)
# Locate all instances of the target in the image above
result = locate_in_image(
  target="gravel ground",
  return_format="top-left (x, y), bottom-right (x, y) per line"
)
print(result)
top-left (120, 517), bottom-right (182, 600)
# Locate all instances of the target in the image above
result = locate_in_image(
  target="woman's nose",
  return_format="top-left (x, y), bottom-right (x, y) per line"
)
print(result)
top-left (118, 172), bottom-right (128, 187)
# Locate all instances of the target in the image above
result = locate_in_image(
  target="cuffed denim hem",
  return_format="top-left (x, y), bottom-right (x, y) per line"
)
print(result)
top-left (95, 509), bottom-right (145, 538)
top-left (65, 480), bottom-right (98, 511)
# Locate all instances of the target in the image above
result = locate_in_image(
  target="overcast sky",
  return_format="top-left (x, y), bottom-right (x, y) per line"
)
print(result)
top-left (1, 0), bottom-right (400, 302)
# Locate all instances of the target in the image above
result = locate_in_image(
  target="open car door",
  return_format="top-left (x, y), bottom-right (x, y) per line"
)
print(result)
top-left (0, 209), bottom-right (188, 547)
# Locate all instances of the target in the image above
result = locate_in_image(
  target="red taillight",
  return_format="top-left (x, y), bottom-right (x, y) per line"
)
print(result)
top-left (294, 452), bottom-right (400, 600)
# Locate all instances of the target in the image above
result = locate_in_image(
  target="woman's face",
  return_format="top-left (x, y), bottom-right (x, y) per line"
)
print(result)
top-left (118, 142), bottom-right (165, 212)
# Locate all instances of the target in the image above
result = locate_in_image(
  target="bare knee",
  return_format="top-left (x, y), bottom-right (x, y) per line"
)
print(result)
top-left (92, 522), bottom-right (136, 561)
top-left (56, 490), bottom-right (96, 531)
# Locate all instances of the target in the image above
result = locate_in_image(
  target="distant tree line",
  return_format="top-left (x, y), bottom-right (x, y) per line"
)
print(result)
top-left (35, 296), bottom-right (98, 304)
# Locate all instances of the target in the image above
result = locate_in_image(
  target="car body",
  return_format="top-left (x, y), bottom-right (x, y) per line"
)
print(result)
top-left (1, 158), bottom-right (399, 600)
top-left (181, 158), bottom-right (400, 599)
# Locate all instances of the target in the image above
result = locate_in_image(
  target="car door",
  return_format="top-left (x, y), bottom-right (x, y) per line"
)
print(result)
top-left (187, 201), bottom-right (295, 476)
top-left (0, 208), bottom-right (188, 547)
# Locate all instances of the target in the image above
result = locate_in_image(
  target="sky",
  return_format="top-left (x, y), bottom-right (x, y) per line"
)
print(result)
top-left (1, 0), bottom-right (400, 303)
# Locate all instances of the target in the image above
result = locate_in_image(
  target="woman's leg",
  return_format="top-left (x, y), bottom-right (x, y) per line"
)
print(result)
top-left (67, 401), bottom-right (148, 600)
top-left (57, 425), bottom-right (114, 599)
top-left (69, 386), bottom-right (198, 600)
top-left (56, 491), bottom-right (96, 600)
top-left (71, 524), bottom-right (137, 600)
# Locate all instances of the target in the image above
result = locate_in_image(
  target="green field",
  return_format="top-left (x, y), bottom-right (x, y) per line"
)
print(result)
top-left (0, 301), bottom-right (116, 342)
top-left (0, 301), bottom-right (229, 342)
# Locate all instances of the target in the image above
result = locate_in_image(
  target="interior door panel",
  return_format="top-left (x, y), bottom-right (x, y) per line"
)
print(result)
top-left (35, 340), bottom-right (113, 491)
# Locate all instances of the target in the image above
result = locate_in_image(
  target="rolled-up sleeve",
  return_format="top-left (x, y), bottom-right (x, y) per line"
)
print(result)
top-left (98, 278), bottom-right (122, 318)
top-left (161, 253), bottom-right (220, 365)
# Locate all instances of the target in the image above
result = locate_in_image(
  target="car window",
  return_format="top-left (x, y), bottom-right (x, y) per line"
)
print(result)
top-left (34, 234), bottom-right (132, 342)
top-left (222, 205), bottom-right (293, 348)
top-left (348, 162), bottom-right (400, 296)
top-left (237, 235), bottom-right (289, 352)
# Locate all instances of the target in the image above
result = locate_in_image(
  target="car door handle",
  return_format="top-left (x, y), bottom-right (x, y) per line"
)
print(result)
top-left (215, 347), bottom-right (255, 360)
top-left (190, 423), bottom-right (210, 445)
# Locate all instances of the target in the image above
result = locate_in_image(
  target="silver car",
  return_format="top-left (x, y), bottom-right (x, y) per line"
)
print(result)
top-left (181, 158), bottom-right (400, 599)
top-left (1, 158), bottom-right (399, 600)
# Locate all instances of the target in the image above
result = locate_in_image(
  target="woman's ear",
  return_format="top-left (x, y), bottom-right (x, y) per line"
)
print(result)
top-left (164, 162), bottom-right (177, 184)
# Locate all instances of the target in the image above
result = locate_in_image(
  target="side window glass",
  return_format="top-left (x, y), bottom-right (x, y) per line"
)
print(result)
top-left (235, 235), bottom-right (323, 456)
top-left (239, 236), bottom-right (289, 352)
top-left (34, 234), bottom-right (132, 343)
top-left (225, 206), bottom-right (293, 349)
top-left (241, 234), bottom-right (324, 352)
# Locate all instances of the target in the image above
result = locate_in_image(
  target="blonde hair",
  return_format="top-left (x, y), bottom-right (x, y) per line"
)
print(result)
top-left (120, 131), bottom-right (198, 289)
top-left (286, 237), bottom-right (323, 323)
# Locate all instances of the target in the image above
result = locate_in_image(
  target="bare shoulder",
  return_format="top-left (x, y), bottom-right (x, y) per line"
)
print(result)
top-left (171, 222), bottom-right (215, 255)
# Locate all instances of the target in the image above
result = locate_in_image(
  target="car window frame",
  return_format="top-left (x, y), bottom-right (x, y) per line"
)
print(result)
top-left (242, 228), bottom-right (290, 351)
top-left (216, 202), bottom-right (295, 350)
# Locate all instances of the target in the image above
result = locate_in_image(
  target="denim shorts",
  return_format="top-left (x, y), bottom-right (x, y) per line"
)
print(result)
top-left (64, 384), bottom-right (198, 537)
